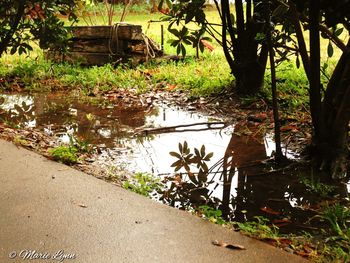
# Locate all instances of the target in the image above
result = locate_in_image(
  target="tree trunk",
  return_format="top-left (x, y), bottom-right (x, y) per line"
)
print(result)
top-left (220, 0), bottom-right (268, 95)
top-left (315, 52), bottom-right (350, 180)
top-left (290, 2), bottom-right (349, 180)
top-left (233, 59), bottom-right (266, 95)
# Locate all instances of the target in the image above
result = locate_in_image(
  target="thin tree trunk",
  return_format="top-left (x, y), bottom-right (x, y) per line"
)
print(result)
top-left (267, 36), bottom-right (283, 160)
top-left (309, 0), bottom-right (324, 141)
top-left (289, 2), bottom-right (310, 80)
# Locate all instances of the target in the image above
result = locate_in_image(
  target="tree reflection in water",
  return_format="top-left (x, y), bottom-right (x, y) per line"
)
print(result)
top-left (162, 124), bottom-right (348, 233)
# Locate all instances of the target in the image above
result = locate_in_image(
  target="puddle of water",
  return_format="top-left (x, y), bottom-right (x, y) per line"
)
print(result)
top-left (1, 92), bottom-right (348, 234)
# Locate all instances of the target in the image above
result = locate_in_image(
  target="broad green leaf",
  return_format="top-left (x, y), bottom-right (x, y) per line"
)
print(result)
top-left (168, 28), bottom-right (179, 35)
top-left (199, 42), bottom-right (205, 53)
top-left (176, 44), bottom-right (181, 55)
top-left (334, 27), bottom-right (344, 37)
top-left (230, 13), bottom-right (235, 25)
top-left (327, 42), bottom-right (334, 57)
top-left (296, 55), bottom-right (300, 68)
top-left (183, 37), bottom-right (192, 45)
top-left (181, 27), bottom-right (189, 36)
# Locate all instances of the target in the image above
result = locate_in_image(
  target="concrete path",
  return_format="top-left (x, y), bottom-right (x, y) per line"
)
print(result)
top-left (0, 139), bottom-right (308, 263)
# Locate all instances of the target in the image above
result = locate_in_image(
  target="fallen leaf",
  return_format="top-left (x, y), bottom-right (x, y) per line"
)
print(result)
top-left (201, 40), bottom-right (215, 52)
top-left (280, 124), bottom-right (298, 132)
top-left (260, 206), bottom-right (281, 215)
top-left (212, 240), bottom-right (246, 250)
top-left (272, 218), bottom-right (291, 227)
top-left (167, 84), bottom-right (177, 91)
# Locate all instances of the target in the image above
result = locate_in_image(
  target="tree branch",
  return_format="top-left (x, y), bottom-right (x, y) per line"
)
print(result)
top-left (0, 0), bottom-right (25, 57)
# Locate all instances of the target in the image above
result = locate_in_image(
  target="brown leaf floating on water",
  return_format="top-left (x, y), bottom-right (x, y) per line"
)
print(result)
top-left (212, 240), bottom-right (246, 250)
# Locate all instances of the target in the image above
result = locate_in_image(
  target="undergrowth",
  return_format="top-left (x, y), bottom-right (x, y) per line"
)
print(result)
top-left (0, 52), bottom-right (232, 97)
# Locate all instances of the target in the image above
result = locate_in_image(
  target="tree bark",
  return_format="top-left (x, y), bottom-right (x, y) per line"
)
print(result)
top-left (309, 0), bottom-right (324, 140)
top-left (233, 59), bottom-right (266, 95)
top-left (320, 54), bottom-right (350, 180)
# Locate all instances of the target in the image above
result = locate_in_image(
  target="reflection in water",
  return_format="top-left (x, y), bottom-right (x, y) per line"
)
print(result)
top-left (160, 124), bottom-right (349, 234)
top-left (1, 92), bottom-right (349, 234)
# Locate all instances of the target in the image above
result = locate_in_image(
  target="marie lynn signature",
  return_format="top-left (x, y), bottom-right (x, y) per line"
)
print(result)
top-left (8, 249), bottom-right (76, 262)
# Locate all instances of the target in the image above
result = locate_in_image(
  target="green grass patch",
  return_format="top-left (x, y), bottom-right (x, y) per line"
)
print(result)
top-left (48, 145), bottom-right (78, 165)
top-left (122, 173), bottom-right (162, 196)
top-left (236, 216), bottom-right (280, 240)
top-left (0, 51), bottom-right (232, 97)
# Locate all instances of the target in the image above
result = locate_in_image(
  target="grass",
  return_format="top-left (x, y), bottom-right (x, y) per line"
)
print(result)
top-left (47, 134), bottom-right (92, 165)
top-left (48, 145), bottom-right (79, 165)
top-left (236, 216), bottom-right (280, 240)
top-left (122, 172), bottom-right (162, 196)
top-left (0, 7), bottom-right (343, 100)
top-left (0, 50), bottom-right (232, 96)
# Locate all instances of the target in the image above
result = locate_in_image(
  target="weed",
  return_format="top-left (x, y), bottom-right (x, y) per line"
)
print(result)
top-left (69, 135), bottom-right (92, 153)
top-left (197, 205), bottom-right (226, 225)
top-left (122, 173), bottom-right (162, 197)
top-left (13, 136), bottom-right (30, 147)
top-left (48, 145), bottom-right (78, 165)
top-left (236, 216), bottom-right (280, 240)
top-left (316, 204), bottom-right (350, 262)
top-left (321, 244), bottom-right (350, 262)
top-left (300, 176), bottom-right (336, 198)
top-left (321, 204), bottom-right (350, 238)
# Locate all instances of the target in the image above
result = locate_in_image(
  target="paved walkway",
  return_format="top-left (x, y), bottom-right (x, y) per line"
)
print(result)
top-left (0, 139), bottom-right (308, 263)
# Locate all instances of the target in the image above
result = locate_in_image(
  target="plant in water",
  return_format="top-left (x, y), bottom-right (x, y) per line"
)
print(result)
top-left (122, 173), bottom-right (162, 197)
top-left (48, 145), bottom-right (78, 165)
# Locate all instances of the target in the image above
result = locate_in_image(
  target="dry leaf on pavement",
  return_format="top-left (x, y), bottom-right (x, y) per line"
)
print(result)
top-left (212, 240), bottom-right (246, 250)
